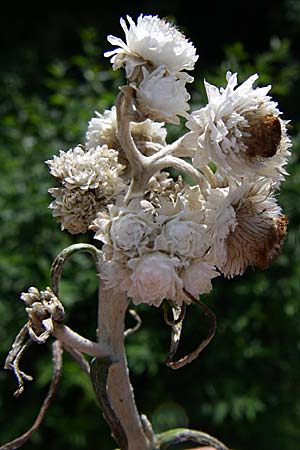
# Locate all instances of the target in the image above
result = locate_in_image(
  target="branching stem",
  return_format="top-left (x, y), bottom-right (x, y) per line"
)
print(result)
top-left (116, 91), bottom-right (210, 203)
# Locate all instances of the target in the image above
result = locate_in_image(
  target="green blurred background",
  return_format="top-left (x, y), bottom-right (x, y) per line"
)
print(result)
top-left (0, 1), bottom-right (300, 449)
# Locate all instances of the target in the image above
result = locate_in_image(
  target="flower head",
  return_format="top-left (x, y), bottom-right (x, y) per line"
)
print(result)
top-left (205, 180), bottom-right (288, 277)
top-left (187, 72), bottom-right (291, 182)
top-left (105, 14), bottom-right (198, 79)
top-left (136, 66), bottom-right (190, 124)
top-left (127, 252), bottom-right (184, 307)
top-left (92, 199), bottom-right (157, 257)
top-left (154, 214), bottom-right (208, 259)
top-left (47, 144), bottom-right (125, 197)
top-left (47, 145), bottom-right (126, 234)
top-left (48, 187), bottom-right (101, 234)
top-left (85, 108), bottom-right (119, 151)
top-left (85, 106), bottom-right (167, 157)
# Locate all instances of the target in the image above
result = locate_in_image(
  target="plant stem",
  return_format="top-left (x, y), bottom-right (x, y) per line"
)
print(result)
top-left (96, 284), bottom-right (154, 450)
top-left (53, 323), bottom-right (110, 359)
top-left (116, 90), bottom-right (210, 203)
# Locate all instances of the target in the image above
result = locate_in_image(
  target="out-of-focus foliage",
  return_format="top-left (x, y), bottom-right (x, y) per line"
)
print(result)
top-left (1, 21), bottom-right (300, 450)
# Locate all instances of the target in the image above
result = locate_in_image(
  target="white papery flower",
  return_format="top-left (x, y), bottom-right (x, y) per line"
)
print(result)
top-left (105, 14), bottom-right (198, 79)
top-left (136, 66), bottom-right (190, 124)
top-left (110, 213), bottom-right (154, 256)
top-left (186, 72), bottom-right (291, 181)
top-left (92, 199), bottom-right (157, 256)
top-left (154, 216), bottom-right (208, 259)
top-left (127, 252), bottom-right (184, 307)
top-left (205, 180), bottom-right (288, 277)
top-left (48, 187), bottom-right (100, 234)
top-left (86, 108), bottom-right (118, 151)
top-left (85, 106), bottom-right (167, 156)
top-left (47, 145), bottom-right (125, 198)
top-left (181, 260), bottom-right (220, 297)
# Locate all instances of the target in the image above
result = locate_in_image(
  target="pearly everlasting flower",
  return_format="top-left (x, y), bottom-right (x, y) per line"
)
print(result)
top-left (85, 106), bottom-right (167, 157)
top-left (48, 187), bottom-right (102, 234)
top-left (105, 14), bottom-right (198, 79)
top-left (47, 144), bottom-right (125, 198)
top-left (91, 199), bottom-right (157, 252)
top-left (109, 213), bottom-right (153, 256)
top-left (154, 215), bottom-right (208, 259)
top-left (181, 260), bottom-right (220, 297)
top-left (205, 180), bottom-right (288, 277)
top-left (186, 72), bottom-right (291, 181)
top-left (136, 66), bottom-right (190, 124)
top-left (85, 108), bottom-right (119, 151)
top-left (92, 199), bottom-right (157, 257)
top-left (127, 252), bottom-right (184, 307)
top-left (43, 14), bottom-right (291, 319)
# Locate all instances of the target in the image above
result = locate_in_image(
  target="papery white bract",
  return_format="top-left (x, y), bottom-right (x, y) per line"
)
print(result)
top-left (105, 14), bottom-right (198, 78)
top-left (136, 66), bottom-right (190, 124)
top-left (186, 72), bottom-right (291, 182)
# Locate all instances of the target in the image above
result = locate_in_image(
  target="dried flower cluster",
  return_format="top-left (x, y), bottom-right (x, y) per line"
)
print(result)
top-left (47, 14), bottom-right (291, 307)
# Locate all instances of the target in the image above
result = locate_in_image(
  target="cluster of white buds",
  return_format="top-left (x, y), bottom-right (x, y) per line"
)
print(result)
top-left (47, 14), bottom-right (291, 307)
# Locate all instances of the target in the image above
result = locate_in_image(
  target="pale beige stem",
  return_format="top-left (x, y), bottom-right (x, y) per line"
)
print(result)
top-left (148, 134), bottom-right (196, 161)
top-left (53, 323), bottom-right (110, 359)
top-left (151, 155), bottom-right (210, 198)
top-left (97, 285), bottom-right (153, 450)
top-left (201, 165), bottom-right (218, 188)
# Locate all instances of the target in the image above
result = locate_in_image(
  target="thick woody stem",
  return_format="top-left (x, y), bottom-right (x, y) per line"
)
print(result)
top-left (96, 285), bottom-right (154, 450)
top-left (50, 242), bottom-right (152, 448)
top-left (116, 92), bottom-right (150, 203)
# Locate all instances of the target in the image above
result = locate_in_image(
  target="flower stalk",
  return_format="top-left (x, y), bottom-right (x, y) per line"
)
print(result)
top-left (93, 285), bottom-right (154, 450)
